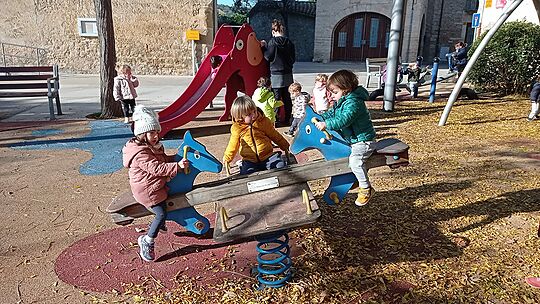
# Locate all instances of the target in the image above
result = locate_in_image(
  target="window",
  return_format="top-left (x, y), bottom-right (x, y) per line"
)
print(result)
top-left (369, 18), bottom-right (379, 48)
top-left (338, 32), bottom-right (347, 48)
top-left (353, 18), bottom-right (363, 48)
top-left (465, 0), bottom-right (479, 11)
top-left (77, 18), bottom-right (98, 37)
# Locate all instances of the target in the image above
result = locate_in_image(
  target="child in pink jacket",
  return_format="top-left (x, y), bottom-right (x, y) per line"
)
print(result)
top-left (122, 105), bottom-right (189, 262)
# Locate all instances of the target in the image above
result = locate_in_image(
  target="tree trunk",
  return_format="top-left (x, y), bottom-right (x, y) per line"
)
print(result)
top-left (94, 0), bottom-right (122, 118)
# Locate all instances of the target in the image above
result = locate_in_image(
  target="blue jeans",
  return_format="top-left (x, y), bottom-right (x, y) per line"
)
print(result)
top-left (349, 141), bottom-right (376, 188)
top-left (289, 117), bottom-right (302, 134)
top-left (148, 201), bottom-right (167, 238)
top-left (239, 152), bottom-right (286, 175)
top-left (445, 53), bottom-right (455, 71)
top-left (408, 82), bottom-right (418, 98)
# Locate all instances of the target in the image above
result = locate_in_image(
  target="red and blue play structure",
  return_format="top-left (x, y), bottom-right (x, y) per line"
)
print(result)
top-left (158, 24), bottom-right (268, 137)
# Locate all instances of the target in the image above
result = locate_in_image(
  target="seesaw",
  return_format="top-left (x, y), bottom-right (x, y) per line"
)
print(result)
top-left (106, 106), bottom-right (409, 287)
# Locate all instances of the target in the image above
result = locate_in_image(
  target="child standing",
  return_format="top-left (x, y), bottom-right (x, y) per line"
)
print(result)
top-left (114, 65), bottom-right (140, 123)
top-left (311, 74), bottom-right (330, 114)
top-left (223, 96), bottom-right (290, 175)
top-left (313, 70), bottom-right (377, 206)
top-left (122, 105), bottom-right (189, 262)
top-left (252, 76), bottom-right (283, 124)
top-left (403, 62), bottom-right (421, 98)
top-left (528, 76), bottom-right (540, 121)
top-left (284, 82), bottom-right (309, 137)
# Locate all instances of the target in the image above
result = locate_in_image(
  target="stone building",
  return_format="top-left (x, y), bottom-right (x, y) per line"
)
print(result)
top-left (248, 1), bottom-right (316, 62)
top-left (313, 0), bottom-right (478, 64)
top-left (0, 0), bottom-right (216, 74)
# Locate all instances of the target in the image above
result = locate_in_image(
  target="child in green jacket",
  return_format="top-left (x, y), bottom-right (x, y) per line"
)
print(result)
top-left (252, 77), bottom-right (283, 124)
top-left (313, 70), bottom-right (377, 206)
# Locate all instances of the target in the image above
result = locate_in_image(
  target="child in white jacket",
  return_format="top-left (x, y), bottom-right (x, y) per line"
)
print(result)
top-left (311, 73), bottom-right (330, 114)
top-left (114, 65), bottom-right (140, 123)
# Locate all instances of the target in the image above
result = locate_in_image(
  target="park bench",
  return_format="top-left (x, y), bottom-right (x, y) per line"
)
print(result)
top-left (0, 65), bottom-right (62, 120)
top-left (365, 57), bottom-right (387, 89)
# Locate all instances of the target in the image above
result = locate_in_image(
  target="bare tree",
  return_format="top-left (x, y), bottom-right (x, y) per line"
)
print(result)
top-left (94, 0), bottom-right (122, 118)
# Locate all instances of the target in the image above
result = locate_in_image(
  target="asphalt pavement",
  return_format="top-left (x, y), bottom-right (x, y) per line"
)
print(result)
top-left (0, 61), bottom-right (452, 122)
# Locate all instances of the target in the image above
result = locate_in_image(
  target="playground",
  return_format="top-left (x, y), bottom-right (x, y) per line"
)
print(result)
top-left (0, 72), bottom-right (539, 302)
top-left (0, 8), bottom-right (539, 300)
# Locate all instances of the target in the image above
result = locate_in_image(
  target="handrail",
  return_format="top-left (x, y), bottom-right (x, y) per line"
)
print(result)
top-left (1, 42), bottom-right (47, 67)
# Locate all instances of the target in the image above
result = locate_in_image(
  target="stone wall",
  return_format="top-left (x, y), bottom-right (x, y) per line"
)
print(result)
top-left (0, 0), bottom-right (215, 75)
top-left (401, 1), bottom-right (429, 63)
top-left (421, 0), bottom-right (474, 62)
top-left (288, 14), bottom-right (315, 62)
top-left (250, 13), bottom-right (315, 62)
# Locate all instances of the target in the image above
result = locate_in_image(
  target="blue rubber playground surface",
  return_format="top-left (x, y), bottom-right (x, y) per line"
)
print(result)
top-left (10, 120), bottom-right (182, 175)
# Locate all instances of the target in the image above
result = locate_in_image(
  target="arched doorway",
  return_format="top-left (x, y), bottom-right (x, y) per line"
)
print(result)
top-left (332, 12), bottom-right (391, 61)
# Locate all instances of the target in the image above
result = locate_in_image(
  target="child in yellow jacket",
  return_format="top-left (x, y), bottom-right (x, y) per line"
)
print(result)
top-left (223, 96), bottom-right (290, 175)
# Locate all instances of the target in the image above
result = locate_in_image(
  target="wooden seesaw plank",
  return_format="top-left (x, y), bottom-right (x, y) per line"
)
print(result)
top-left (213, 183), bottom-right (320, 243)
top-left (107, 138), bottom-right (409, 224)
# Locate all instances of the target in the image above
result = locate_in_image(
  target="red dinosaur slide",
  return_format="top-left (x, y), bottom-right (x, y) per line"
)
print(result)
top-left (158, 24), bottom-right (269, 137)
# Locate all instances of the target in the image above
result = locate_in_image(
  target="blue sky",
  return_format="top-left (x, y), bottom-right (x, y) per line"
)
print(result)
top-left (217, 0), bottom-right (235, 6)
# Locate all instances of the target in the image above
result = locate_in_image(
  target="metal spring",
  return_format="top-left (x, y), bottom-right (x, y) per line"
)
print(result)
top-left (255, 230), bottom-right (292, 288)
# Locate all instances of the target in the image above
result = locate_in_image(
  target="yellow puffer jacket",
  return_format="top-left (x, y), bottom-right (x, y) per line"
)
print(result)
top-left (223, 111), bottom-right (290, 164)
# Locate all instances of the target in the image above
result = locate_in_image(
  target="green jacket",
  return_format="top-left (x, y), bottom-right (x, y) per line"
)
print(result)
top-left (252, 87), bottom-right (283, 123)
top-left (321, 86), bottom-right (376, 144)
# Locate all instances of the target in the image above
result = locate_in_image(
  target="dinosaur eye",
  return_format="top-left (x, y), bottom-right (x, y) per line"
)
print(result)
top-left (236, 39), bottom-right (244, 50)
top-left (194, 150), bottom-right (201, 159)
top-left (305, 125), bottom-right (312, 134)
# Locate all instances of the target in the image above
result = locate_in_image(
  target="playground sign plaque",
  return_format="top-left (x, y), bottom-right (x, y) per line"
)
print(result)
top-left (186, 29), bottom-right (200, 41)
top-left (247, 176), bottom-right (280, 193)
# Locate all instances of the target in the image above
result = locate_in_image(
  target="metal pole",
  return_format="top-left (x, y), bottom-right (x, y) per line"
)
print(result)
top-left (438, 0), bottom-right (525, 126)
top-left (192, 40), bottom-right (196, 76)
top-left (1, 43), bottom-right (6, 67)
top-left (383, 0), bottom-right (406, 112)
top-left (429, 57), bottom-right (440, 103)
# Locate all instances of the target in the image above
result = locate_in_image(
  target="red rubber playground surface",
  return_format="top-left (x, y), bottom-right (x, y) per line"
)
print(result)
top-left (54, 214), bottom-right (301, 292)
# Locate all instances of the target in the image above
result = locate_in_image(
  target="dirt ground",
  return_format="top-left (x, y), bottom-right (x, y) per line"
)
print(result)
top-left (0, 97), bottom-right (539, 303)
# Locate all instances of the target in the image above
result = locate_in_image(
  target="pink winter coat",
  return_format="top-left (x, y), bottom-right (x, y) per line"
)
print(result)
top-left (122, 139), bottom-right (179, 208)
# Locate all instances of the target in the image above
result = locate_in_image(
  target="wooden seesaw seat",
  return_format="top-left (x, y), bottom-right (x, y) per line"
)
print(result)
top-left (106, 138), bottom-right (408, 233)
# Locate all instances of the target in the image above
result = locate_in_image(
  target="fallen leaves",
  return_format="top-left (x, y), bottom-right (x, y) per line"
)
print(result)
top-left (88, 99), bottom-right (540, 303)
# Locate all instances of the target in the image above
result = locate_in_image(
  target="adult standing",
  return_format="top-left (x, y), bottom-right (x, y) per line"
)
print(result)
top-left (261, 19), bottom-right (296, 126)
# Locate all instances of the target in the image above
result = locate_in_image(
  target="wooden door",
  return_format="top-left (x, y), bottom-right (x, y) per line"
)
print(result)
top-left (332, 12), bottom-right (390, 61)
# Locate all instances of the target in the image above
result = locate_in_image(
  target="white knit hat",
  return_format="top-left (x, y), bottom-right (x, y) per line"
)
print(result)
top-left (132, 105), bottom-right (161, 136)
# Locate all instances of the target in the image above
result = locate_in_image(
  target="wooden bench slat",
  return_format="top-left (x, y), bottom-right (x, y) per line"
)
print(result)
top-left (0, 83), bottom-right (50, 90)
top-left (0, 91), bottom-right (49, 98)
top-left (0, 75), bottom-right (53, 81)
top-left (0, 65), bottom-right (61, 119)
top-left (0, 66), bottom-right (54, 73)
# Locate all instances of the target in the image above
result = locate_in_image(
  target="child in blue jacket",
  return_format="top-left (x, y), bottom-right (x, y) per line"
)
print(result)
top-left (313, 70), bottom-right (377, 206)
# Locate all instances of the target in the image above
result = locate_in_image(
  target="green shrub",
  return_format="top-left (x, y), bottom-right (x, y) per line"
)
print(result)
top-left (468, 21), bottom-right (540, 95)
